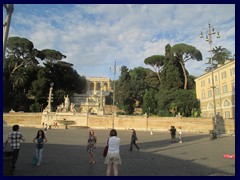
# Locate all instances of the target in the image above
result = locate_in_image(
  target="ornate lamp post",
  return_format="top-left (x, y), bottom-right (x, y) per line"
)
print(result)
top-left (200, 23), bottom-right (220, 135)
top-left (110, 61), bottom-right (119, 129)
top-left (3, 4), bottom-right (14, 61)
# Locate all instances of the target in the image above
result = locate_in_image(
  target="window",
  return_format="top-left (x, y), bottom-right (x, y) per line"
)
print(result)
top-left (221, 71), bottom-right (227, 79)
top-left (222, 85), bottom-right (228, 93)
top-left (208, 78), bottom-right (211, 84)
top-left (202, 92), bottom-right (205, 99)
top-left (209, 103), bottom-right (214, 109)
top-left (208, 90), bottom-right (212, 97)
top-left (209, 112), bottom-right (214, 117)
top-left (230, 67), bottom-right (235, 76)
top-left (201, 80), bottom-right (205, 87)
top-left (215, 87), bottom-right (220, 95)
top-left (223, 100), bottom-right (231, 107)
top-left (225, 111), bottom-right (230, 118)
top-left (215, 75), bottom-right (218, 82)
top-left (232, 82), bottom-right (235, 92)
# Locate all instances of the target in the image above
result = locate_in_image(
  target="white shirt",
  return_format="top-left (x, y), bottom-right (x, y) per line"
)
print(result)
top-left (108, 136), bottom-right (120, 154)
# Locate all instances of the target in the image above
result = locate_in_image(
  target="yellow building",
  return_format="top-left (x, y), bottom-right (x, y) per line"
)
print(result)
top-left (195, 60), bottom-right (235, 118)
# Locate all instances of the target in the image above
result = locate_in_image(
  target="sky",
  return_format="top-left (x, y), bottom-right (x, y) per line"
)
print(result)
top-left (3, 4), bottom-right (235, 80)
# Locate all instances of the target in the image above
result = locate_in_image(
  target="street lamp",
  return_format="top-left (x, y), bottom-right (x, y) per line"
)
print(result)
top-left (110, 61), bottom-right (118, 129)
top-left (200, 23), bottom-right (220, 134)
top-left (3, 4), bottom-right (14, 61)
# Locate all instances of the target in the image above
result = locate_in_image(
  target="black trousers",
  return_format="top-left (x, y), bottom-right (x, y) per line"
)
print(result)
top-left (130, 141), bottom-right (139, 150)
top-left (11, 149), bottom-right (20, 172)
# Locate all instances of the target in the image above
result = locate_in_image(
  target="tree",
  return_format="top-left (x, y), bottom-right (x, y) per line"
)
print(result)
top-left (5, 37), bottom-right (43, 91)
top-left (115, 66), bottom-right (135, 114)
top-left (144, 55), bottom-right (165, 83)
top-left (129, 67), bottom-right (148, 108)
top-left (41, 49), bottom-right (66, 63)
top-left (160, 45), bottom-right (184, 91)
top-left (174, 89), bottom-right (200, 117)
top-left (4, 36), bottom-right (86, 112)
top-left (142, 89), bottom-right (158, 115)
top-left (212, 46), bottom-right (232, 65)
top-left (171, 43), bottom-right (202, 90)
top-left (144, 68), bottom-right (160, 90)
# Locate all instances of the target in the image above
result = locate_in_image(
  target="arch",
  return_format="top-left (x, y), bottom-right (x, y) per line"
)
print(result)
top-left (207, 102), bottom-right (214, 110)
top-left (89, 82), bottom-right (94, 91)
top-left (96, 82), bottom-right (101, 91)
top-left (102, 82), bottom-right (109, 91)
top-left (223, 99), bottom-right (231, 107)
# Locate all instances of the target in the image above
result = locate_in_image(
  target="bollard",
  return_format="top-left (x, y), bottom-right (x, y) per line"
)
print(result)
top-left (3, 149), bottom-right (13, 176)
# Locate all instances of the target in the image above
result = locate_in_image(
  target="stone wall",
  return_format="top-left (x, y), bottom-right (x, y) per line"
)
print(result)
top-left (3, 113), bottom-right (235, 135)
top-left (3, 113), bottom-right (42, 128)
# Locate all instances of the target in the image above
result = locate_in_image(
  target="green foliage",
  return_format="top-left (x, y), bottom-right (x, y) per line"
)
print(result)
top-left (171, 43), bottom-right (203, 62)
top-left (155, 89), bottom-right (200, 117)
top-left (3, 36), bottom-right (86, 112)
top-left (174, 89), bottom-right (200, 117)
top-left (212, 46), bottom-right (232, 65)
top-left (160, 56), bottom-right (184, 90)
top-left (129, 67), bottom-right (148, 107)
top-left (171, 43), bottom-right (202, 89)
top-left (29, 102), bottom-right (42, 112)
top-left (144, 55), bottom-right (165, 82)
top-left (142, 89), bottom-right (158, 115)
top-left (115, 66), bottom-right (135, 115)
top-left (41, 49), bottom-right (67, 63)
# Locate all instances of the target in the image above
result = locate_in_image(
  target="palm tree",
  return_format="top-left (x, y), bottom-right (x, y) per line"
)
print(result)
top-left (212, 46), bottom-right (232, 65)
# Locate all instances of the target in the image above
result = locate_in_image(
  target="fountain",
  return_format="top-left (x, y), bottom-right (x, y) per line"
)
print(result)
top-left (55, 119), bottom-right (76, 129)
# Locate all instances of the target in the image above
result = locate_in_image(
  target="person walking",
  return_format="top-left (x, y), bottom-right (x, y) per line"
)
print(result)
top-left (104, 129), bottom-right (121, 176)
top-left (178, 126), bottom-right (183, 143)
top-left (44, 124), bottom-right (48, 132)
top-left (33, 130), bottom-right (48, 166)
top-left (169, 126), bottom-right (177, 143)
top-left (86, 129), bottom-right (97, 164)
top-left (129, 129), bottom-right (140, 151)
top-left (4, 124), bottom-right (25, 174)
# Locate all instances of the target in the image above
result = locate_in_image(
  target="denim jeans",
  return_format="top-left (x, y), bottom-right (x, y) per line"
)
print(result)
top-left (35, 148), bottom-right (43, 164)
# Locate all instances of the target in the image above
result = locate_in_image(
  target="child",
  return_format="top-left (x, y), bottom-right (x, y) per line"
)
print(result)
top-left (178, 126), bottom-right (183, 143)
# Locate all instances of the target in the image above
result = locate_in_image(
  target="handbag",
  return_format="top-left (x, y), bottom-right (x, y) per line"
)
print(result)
top-left (103, 145), bottom-right (108, 157)
top-left (103, 138), bottom-right (109, 157)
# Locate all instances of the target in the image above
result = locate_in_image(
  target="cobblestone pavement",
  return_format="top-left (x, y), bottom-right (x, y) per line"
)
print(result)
top-left (3, 127), bottom-right (235, 176)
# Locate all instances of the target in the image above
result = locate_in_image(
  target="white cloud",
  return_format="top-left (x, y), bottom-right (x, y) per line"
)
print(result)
top-left (4, 4), bottom-right (235, 79)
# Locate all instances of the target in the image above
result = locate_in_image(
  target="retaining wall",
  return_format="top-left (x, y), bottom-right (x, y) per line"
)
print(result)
top-left (3, 113), bottom-right (235, 134)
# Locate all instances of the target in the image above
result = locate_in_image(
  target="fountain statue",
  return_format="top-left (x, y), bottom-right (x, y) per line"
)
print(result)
top-left (64, 95), bottom-right (70, 112)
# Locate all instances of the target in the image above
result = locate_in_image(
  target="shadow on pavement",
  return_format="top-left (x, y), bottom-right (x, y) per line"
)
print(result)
top-left (4, 127), bottom-right (235, 176)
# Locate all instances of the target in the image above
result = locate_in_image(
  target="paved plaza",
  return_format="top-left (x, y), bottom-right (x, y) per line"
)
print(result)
top-left (3, 126), bottom-right (235, 176)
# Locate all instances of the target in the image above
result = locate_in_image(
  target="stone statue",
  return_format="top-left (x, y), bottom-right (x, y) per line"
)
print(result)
top-left (57, 103), bottom-right (64, 112)
top-left (70, 103), bottom-right (76, 112)
top-left (64, 95), bottom-right (70, 111)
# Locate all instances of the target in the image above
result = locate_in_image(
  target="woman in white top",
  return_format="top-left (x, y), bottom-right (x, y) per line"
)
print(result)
top-left (104, 129), bottom-right (121, 176)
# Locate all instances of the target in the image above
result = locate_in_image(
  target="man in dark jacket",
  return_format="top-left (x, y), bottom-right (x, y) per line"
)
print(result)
top-left (130, 129), bottom-right (140, 151)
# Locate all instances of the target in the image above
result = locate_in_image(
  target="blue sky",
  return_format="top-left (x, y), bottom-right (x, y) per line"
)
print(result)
top-left (3, 4), bottom-right (235, 79)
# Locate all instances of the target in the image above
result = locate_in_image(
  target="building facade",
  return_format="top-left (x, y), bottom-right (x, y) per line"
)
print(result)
top-left (195, 60), bottom-right (235, 118)
top-left (71, 77), bottom-right (112, 114)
